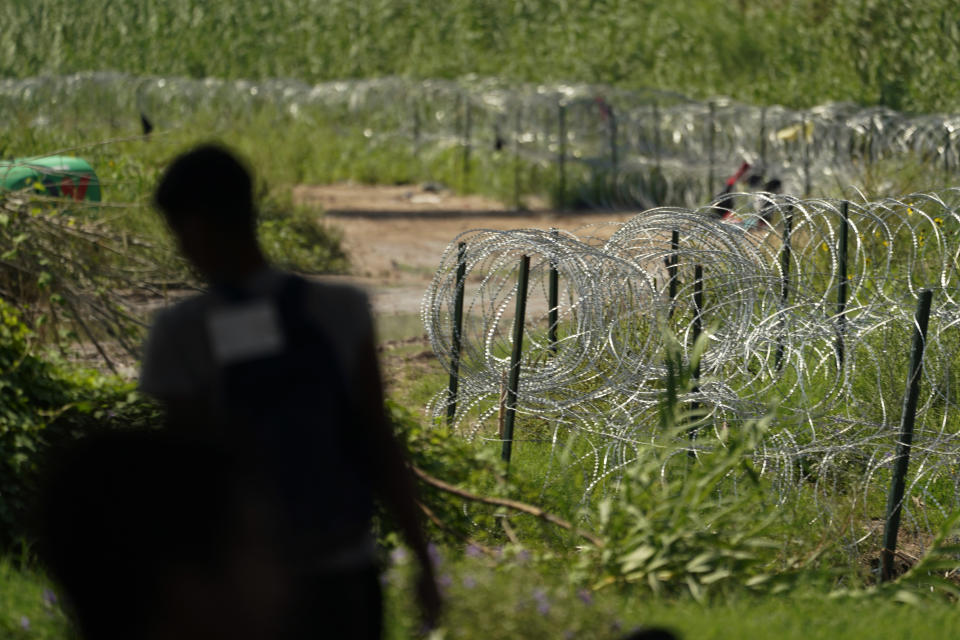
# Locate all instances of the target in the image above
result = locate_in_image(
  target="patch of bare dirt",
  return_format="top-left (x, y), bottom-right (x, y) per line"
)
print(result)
top-left (299, 183), bottom-right (638, 316)
top-left (293, 183), bottom-right (532, 215)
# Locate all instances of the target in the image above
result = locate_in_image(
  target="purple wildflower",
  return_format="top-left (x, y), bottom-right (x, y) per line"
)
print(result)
top-left (42, 588), bottom-right (57, 607)
top-left (427, 542), bottom-right (443, 567)
top-left (20, 616), bottom-right (30, 630)
top-left (465, 544), bottom-right (483, 558)
top-left (532, 587), bottom-right (550, 614)
top-left (462, 575), bottom-right (477, 589)
top-left (438, 574), bottom-right (453, 589)
top-left (515, 549), bottom-right (531, 564)
top-left (576, 588), bottom-right (593, 606)
top-left (390, 546), bottom-right (408, 566)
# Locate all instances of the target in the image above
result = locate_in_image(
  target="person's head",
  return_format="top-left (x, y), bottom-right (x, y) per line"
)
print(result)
top-left (746, 174), bottom-right (765, 189)
top-left (153, 144), bottom-right (263, 281)
top-left (765, 178), bottom-right (782, 194)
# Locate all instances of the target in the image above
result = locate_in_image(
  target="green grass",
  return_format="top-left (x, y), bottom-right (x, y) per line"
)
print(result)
top-left (7, 549), bottom-right (960, 640)
top-left (3, 1), bottom-right (960, 113)
top-left (0, 557), bottom-right (69, 640)
top-left (382, 552), bottom-right (960, 639)
top-left (5, 2), bottom-right (960, 634)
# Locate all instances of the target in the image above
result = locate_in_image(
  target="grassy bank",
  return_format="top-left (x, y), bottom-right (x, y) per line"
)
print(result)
top-left (3, 1), bottom-right (960, 113)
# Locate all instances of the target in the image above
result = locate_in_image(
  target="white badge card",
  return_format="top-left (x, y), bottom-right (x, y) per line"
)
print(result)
top-left (206, 300), bottom-right (285, 364)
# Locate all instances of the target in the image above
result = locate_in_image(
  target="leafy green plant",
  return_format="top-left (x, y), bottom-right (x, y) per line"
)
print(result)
top-left (581, 333), bottom-right (791, 600)
top-left (258, 195), bottom-right (349, 274)
top-left (383, 399), bottom-right (506, 546)
top-left (0, 299), bottom-right (159, 548)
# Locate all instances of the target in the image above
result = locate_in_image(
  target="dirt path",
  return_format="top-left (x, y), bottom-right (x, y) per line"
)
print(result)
top-left (296, 183), bottom-right (637, 317)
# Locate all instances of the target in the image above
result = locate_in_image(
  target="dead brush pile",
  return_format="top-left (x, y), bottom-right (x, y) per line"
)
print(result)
top-left (0, 191), bottom-right (190, 370)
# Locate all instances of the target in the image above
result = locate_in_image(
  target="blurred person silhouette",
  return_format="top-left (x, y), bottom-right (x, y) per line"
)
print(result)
top-left (719, 171), bottom-right (784, 229)
top-left (35, 429), bottom-right (290, 640)
top-left (746, 177), bottom-right (784, 229)
top-left (710, 161), bottom-right (751, 219)
top-left (140, 143), bottom-right (440, 638)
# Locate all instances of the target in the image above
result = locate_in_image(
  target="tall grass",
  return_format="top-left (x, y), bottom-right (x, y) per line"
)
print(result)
top-left (3, 1), bottom-right (960, 112)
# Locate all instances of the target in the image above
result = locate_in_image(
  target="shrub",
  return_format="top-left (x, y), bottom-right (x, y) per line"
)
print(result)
top-left (577, 334), bottom-right (791, 600)
top-left (258, 197), bottom-right (349, 274)
top-left (0, 299), bottom-right (159, 548)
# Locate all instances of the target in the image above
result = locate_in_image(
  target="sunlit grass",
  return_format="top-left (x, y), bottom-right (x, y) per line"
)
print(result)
top-left (3, 1), bottom-right (960, 113)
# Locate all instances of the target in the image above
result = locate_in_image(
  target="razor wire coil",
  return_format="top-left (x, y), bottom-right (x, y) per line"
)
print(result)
top-left (5, 73), bottom-right (960, 208)
top-left (423, 189), bottom-right (960, 527)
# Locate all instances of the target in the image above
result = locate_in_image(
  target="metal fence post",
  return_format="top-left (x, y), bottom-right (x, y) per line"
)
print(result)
top-left (653, 101), bottom-right (662, 173)
top-left (881, 289), bottom-right (934, 581)
top-left (835, 201), bottom-right (849, 367)
top-left (707, 101), bottom-right (716, 196)
top-left (668, 228), bottom-right (680, 317)
top-left (608, 104), bottom-right (619, 175)
top-left (513, 106), bottom-right (522, 210)
top-left (558, 103), bottom-right (567, 209)
top-left (462, 98), bottom-right (472, 191)
top-left (689, 264), bottom-right (704, 453)
top-left (944, 126), bottom-right (952, 175)
top-left (759, 106), bottom-right (767, 169)
top-left (412, 100), bottom-right (421, 161)
top-left (502, 255), bottom-right (530, 463)
top-left (548, 229), bottom-right (560, 354)
top-left (446, 242), bottom-right (467, 425)
top-left (775, 206), bottom-right (794, 371)
top-left (802, 113), bottom-right (812, 197)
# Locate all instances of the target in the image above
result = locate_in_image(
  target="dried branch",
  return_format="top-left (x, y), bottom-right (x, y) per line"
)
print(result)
top-left (411, 465), bottom-right (605, 548)
top-left (416, 501), bottom-right (499, 557)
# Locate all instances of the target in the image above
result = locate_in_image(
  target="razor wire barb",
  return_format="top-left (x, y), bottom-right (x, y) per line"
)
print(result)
top-left (423, 189), bottom-right (960, 533)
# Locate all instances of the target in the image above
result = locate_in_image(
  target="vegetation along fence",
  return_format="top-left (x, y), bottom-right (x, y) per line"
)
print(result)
top-left (423, 190), bottom-right (960, 541)
top-left (3, 73), bottom-right (960, 208)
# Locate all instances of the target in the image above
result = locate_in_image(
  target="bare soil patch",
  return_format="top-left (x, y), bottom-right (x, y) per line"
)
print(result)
top-left (298, 183), bottom-right (638, 316)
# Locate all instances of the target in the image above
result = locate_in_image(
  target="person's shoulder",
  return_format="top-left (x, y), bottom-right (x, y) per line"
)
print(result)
top-left (301, 277), bottom-right (371, 311)
top-left (151, 292), bottom-right (211, 330)
top-left (296, 276), bottom-right (374, 342)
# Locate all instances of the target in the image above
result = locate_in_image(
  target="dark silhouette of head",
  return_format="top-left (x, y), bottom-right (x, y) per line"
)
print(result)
top-left (765, 178), bottom-right (783, 194)
top-left (747, 173), bottom-right (765, 189)
top-left (153, 144), bottom-right (265, 283)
